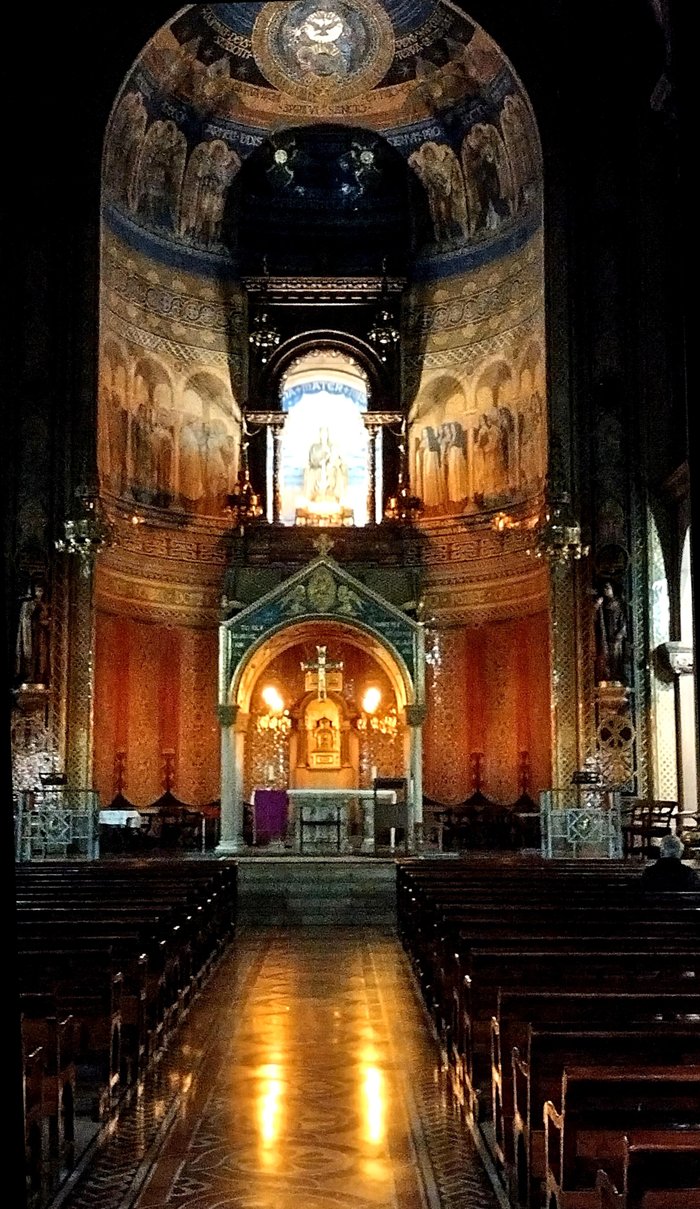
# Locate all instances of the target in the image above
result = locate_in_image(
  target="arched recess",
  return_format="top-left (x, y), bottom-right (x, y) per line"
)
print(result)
top-left (218, 595), bottom-right (424, 853)
top-left (677, 528), bottom-right (697, 815)
top-left (258, 331), bottom-right (388, 411)
top-left (232, 618), bottom-right (412, 715)
top-left (648, 508), bottom-right (677, 799)
top-left (94, 3), bottom-right (548, 817)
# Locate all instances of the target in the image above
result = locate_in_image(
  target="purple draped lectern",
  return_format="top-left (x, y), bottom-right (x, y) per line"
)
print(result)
top-left (253, 789), bottom-right (288, 844)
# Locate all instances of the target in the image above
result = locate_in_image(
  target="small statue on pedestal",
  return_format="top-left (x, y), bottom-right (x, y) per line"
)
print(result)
top-left (15, 581), bottom-right (51, 689)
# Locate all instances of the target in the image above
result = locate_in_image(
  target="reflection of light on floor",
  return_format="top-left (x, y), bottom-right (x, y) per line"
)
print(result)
top-left (258, 1063), bottom-right (284, 1163)
top-left (362, 1065), bottom-right (385, 1145)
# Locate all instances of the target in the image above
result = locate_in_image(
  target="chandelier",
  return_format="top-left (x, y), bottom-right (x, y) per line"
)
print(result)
top-left (527, 490), bottom-right (589, 564)
top-left (225, 433), bottom-right (263, 531)
top-left (249, 310), bottom-right (280, 364)
top-left (257, 710), bottom-right (292, 736)
top-left (368, 261), bottom-right (400, 362)
top-left (384, 417), bottom-right (421, 522)
top-left (384, 479), bottom-right (422, 523)
top-left (55, 484), bottom-right (113, 575)
top-left (357, 707), bottom-right (398, 736)
top-left (491, 490), bottom-right (588, 565)
top-left (248, 257), bottom-right (280, 364)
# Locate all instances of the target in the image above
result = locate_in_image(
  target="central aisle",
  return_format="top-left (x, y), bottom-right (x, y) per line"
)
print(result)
top-left (62, 929), bottom-right (501, 1209)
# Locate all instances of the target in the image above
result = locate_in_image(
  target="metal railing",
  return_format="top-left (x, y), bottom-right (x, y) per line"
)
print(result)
top-left (540, 787), bottom-right (623, 859)
top-left (15, 788), bottom-right (101, 861)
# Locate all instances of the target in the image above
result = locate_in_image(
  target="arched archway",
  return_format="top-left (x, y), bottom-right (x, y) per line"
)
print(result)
top-left (677, 528), bottom-right (697, 815)
top-left (93, 3), bottom-right (549, 822)
top-left (218, 557), bottom-right (424, 853)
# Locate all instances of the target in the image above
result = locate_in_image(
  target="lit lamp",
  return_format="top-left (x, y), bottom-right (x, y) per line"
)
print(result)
top-left (55, 484), bottom-right (113, 576)
top-left (527, 490), bottom-right (589, 564)
top-left (356, 687), bottom-right (398, 735)
top-left (248, 257), bottom-right (280, 365)
top-left (225, 431), bottom-right (263, 532)
top-left (491, 491), bottom-right (589, 565)
top-left (368, 261), bottom-right (400, 363)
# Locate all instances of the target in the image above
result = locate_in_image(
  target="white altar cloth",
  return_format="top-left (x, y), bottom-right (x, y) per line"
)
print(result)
top-left (99, 809), bottom-right (142, 828)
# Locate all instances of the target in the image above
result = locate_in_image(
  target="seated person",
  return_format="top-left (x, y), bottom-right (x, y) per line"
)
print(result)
top-left (640, 832), bottom-right (700, 890)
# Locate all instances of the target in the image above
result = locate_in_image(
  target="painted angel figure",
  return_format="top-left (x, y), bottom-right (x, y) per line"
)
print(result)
top-left (179, 139), bottom-right (240, 245)
top-left (132, 119), bottom-right (187, 229)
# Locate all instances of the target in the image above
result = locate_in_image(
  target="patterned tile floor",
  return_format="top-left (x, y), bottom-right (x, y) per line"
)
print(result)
top-left (48, 930), bottom-right (501, 1209)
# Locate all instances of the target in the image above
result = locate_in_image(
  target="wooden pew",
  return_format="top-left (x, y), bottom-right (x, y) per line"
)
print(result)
top-left (20, 993), bottom-right (76, 1178)
top-left (437, 921), bottom-right (698, 1060)
top-left (17, 922), bottom-right (156, 1073)
top-left (597, 1132), bottom-right (700, 1208)
top-left (17, 948), bottom-right (123, 1121)
top-left (512, 1027), bottom-right (700, 1207)
top-left (23, 1045), bottom-right (45, 1209)
top-left (456, 947), bottom-right (700, 1116)
top-left (490, 990), bottom-right (700, 1176)
top-left (544, 1065), bottom-right (700, 1209)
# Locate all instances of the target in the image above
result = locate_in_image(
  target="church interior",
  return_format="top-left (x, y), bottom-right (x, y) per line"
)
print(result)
top-left (4, 2), bottom-right (697, 1207)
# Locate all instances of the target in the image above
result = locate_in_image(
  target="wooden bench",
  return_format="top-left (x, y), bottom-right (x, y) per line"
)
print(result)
top-left (456, 947), bottom-right (700, 1116)
top-left (491, 990), bottom-right (700, 1177)
top-left (20, 992), bottom-right (76, 1178)
top-left (23, 1044), bottom-right (45, 1209)
top-left (544, 1065), bottom-right (700, 1209)
top-left (597, 1131), bottom-right (700, 1208)
top-left (512, 1027), bottom-right (700, 1208)
top-left (17, 920), bottom-right (159, 1071)
top-left (17, 948), bottom-right (123, 1121)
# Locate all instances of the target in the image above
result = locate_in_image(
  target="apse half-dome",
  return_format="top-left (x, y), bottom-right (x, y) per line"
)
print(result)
top-left (100, 0), bottom-right (544, 537)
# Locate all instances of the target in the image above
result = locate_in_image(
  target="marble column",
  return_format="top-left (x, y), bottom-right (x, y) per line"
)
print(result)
top-left (365, 421), bottom-right (379, 524)
top-left (405, 703), bottom-right (426, 851)
top-left (217, 704), bottom-right (248, 854)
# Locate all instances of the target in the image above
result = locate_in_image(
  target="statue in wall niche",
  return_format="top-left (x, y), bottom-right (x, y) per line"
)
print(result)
top-left (594, 580), bottom-right (628, 685)
top-left (15, 581), bottom-right (51, 688)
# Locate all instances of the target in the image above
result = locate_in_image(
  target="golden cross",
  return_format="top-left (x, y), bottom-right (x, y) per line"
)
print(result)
top-left (300, 644), bottom-right (343, 701)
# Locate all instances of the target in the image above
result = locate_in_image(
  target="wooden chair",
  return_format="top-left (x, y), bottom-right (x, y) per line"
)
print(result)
top-left (622, 801), bottom-right (676, 859)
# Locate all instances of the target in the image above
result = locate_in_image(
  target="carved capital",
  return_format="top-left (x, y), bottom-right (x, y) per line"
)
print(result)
top-left (217, 703), bottom-right (238, 727)
top-left (405, 703), bottom-right (427, 727)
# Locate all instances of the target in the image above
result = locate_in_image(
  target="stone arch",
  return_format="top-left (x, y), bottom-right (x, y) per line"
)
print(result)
top-left (231, 617), bottom-right (413, 716)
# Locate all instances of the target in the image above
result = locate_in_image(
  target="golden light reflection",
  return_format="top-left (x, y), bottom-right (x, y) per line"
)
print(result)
top-left (257, 1062), bottom-right (284, 1161)
top-left (362, 1065), bottom-right (385, 1145)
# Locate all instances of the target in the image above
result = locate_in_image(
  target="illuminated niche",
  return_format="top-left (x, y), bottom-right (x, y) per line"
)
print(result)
top-left (269, 350), bottom-right (381, 527)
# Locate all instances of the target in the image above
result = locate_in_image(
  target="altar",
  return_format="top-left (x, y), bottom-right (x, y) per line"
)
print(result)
top-left (287, 788), bottom-right (397, 854)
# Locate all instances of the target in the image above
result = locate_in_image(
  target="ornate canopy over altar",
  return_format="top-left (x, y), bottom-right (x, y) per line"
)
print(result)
top-left (217, 549), bottom-right (425, 853)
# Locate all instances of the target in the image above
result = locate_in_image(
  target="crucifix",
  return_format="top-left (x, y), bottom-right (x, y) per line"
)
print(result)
top-left (301, 644), bottom-right (343, 700)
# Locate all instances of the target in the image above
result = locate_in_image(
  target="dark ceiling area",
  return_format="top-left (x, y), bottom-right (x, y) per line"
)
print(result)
top-left (229, 123), bottom-right (430, 277)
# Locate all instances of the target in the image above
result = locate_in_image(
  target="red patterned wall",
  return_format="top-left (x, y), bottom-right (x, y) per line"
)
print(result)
top-left (93, 613), bottom-right (219, 806)
top-left (424, 612), bottom-right (551, 804)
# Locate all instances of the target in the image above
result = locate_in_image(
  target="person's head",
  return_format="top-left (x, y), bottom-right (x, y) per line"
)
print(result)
top-left (659, 833), bottom-right (684, 860)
